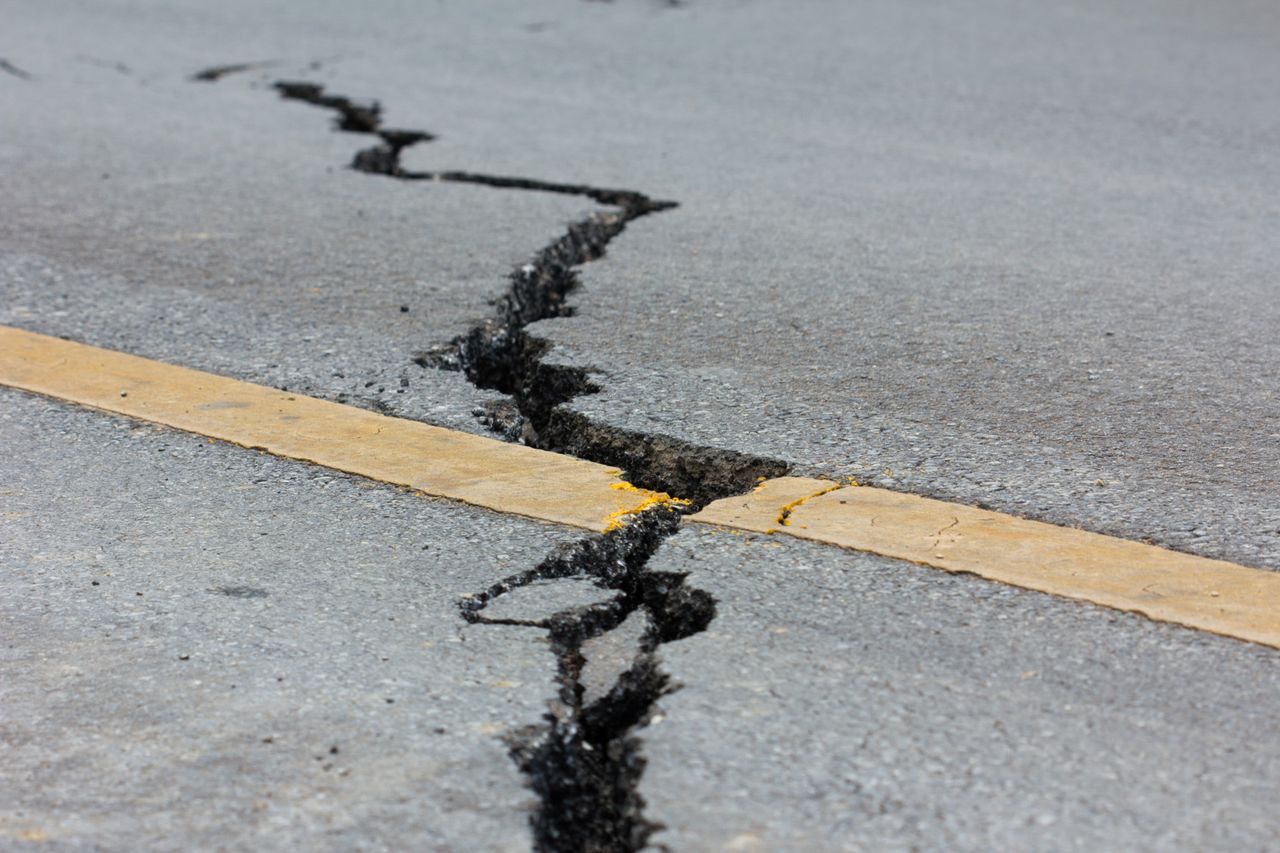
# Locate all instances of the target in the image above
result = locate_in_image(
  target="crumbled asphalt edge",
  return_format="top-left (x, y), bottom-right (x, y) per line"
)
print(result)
top-left (461, 507), bottom-right (710, 852)
top-left (256, 78), bottom-right (782, 849)
top-left (418, 204), bottom-right (789, 508)
top-left (270, 79), bottom-right (788, 509)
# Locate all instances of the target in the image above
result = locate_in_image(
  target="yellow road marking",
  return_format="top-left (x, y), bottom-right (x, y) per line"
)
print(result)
top-left (691, 478), bottom-right (1280, 649)
top-left (696, 476), bottom-right (837, 532)
top-left (5, 326), bottom-right (1278, 648)
top-left (0, 326), bottom-right (680, 532)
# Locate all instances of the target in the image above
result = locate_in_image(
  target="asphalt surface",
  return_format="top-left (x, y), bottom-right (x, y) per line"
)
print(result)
top-left (642, 527), bottom-right (1280, 851)
top-left (518, 0), bottom-right (1280, 571)
top-left (0, 389), bottom-right (582, 850)
top-left (3, 1), bottom-right (1279, 850)
top-left (0, 13), bottom-right (588, 435)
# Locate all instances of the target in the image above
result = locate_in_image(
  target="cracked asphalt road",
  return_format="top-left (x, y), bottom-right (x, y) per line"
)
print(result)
top-left (3, 1), bottom-right (1279, 850)
top-left (2, 390), bottom-right (579, 850)
top-left (522, 1), bottom-right (1280, 572)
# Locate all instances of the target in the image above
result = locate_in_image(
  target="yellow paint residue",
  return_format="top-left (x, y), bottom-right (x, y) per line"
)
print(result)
top-left (603, 482), bottom-right (691, 531)
top-left (693, 479), bottom-right (1280, 650)
top-left (0, 326), bottom-right (680, 533)
top-left (689, 477), bottom-right (834, 534)
top-left (776, 482), bottom-right (842, 526)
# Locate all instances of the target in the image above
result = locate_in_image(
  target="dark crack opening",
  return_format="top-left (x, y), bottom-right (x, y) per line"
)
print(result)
top-left (419, 205), bottom-right (787, 509)
top-left (269, 79), bottom-right (788, 508)
top-left (461, 508), bottom-right (711, 852)
top-left (211, 76), bottom-right (790, 851)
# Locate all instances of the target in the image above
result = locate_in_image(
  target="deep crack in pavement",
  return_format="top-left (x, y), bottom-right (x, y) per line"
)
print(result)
top-left (229, 77), bottom-right (788, 850)
top-left (460, 509), bottom-right (712, 851)
top-left (271, 79), bottom-right (788, 508)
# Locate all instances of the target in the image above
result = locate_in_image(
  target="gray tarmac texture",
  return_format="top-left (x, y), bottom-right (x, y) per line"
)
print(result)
top-left (4, 2), bottom-right (1280, 851)
top-left (513, 0), bottom-right (1280, 571)
top-left (0, 390), bottom-right (584, 850)
top-left (13, 2), bottom-right (1274, 569)
top-left (641, 526), bottom-right (1280, 852)
top-left (0, 14), bottom-right (590, 435)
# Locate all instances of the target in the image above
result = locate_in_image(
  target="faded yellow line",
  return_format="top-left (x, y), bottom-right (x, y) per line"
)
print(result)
top-left (691, 477), bottom-right (1280, 649)
top-left (7, 326), bottom-right (1277, 648)
top-left (0, 326), bottom-right (680, 532)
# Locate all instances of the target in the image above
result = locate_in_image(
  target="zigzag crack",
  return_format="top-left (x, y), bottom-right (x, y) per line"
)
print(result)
top-left (460, 508), bottom-right (711, 852)
top-left (269, 79), bottom-right (786, 507)
top-left (234, 77), bottom-right (788, 851)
